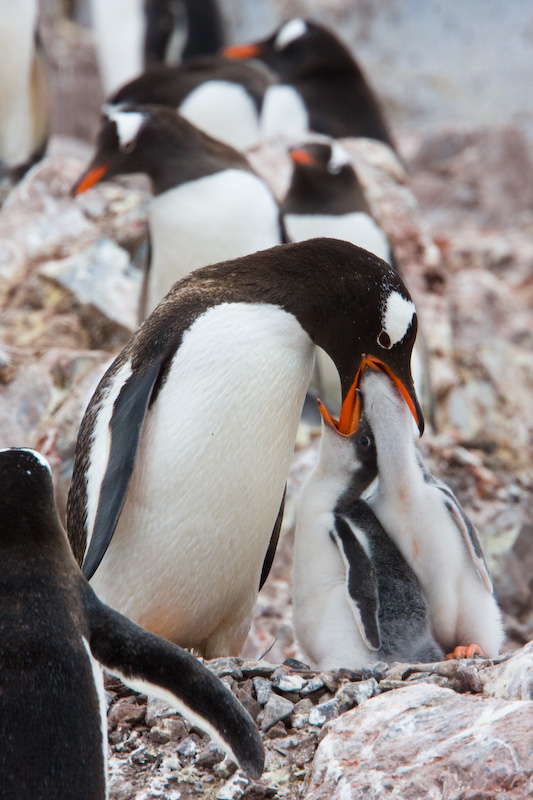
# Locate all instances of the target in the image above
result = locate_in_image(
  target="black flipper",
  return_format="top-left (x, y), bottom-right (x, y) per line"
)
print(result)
top-left (259, 486), bottom-right (285, 590)
top-left (330, 511), bottom-right (381, 650)
top-left (85, 589), bottom-right (264, 778)
top-left (82, 361), bottom-right (161, 579)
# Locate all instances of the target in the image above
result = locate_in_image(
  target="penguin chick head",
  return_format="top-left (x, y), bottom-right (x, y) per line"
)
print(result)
top-left (224, 19), bottom-right (354, 79)
top-left (0, 448), bottom-right (59, 544)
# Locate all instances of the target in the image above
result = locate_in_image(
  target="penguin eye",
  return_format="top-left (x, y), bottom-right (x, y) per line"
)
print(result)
top-left (358, 434), bottom-right (371, 450)
top-left (377, 329), bottom-right (392, 349)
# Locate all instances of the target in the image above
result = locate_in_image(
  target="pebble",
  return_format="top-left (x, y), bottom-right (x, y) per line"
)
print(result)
top-left (253, 676), bottom-right (273, 705)
top-left (259, 694), bottom-right (295, 731)
top-left (308, 699), bottom-right (341, 726)
top-left (335, 678), bottom-right (378, 712)
top-left (177, 736), bottom-right (199, 758)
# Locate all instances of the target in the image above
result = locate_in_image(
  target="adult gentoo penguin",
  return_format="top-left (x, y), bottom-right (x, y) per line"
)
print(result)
top-left (293, 396), bottom-right (444, 669)
top-left (107, 56), bottom-right (274, 150)
top-left (351, 367), bottom-right (504, 658)
top-left (66, 238), bottom-right (423, 658)
top-left (0, 448), bottom-right (264, 799)
top-left (0, 0), bottom-right (48, 181)
top-left (73, 104), bottom-right (284, 316)
top-left (224, 18), bottom-right (396, 148)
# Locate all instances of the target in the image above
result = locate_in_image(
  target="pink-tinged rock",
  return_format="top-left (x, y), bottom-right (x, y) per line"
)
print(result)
top-left (480, 642), bottom-right (533, 701)
top-left (303, 683), bottom-right (533, 800)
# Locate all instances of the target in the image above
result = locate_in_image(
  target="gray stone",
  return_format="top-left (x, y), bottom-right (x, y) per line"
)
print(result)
top-left (253, 676), bottom-right (273, 706)
top-left (308, 700), bottom-right (340, 727)
top-left (335, 678), bottom-right (378, 712)
top-left (177, 736), bottom-right (199, 758)
top-left (481, 642), bottom-right (533, 701)
top-left (259, 694), bottom-right (294, 732)
top-left (271, 672), bottom-right (307, 693)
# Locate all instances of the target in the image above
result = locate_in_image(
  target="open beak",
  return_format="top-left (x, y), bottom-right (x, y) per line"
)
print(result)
top-left (318, 355), bottom-right (424, 437)
top-left (71, 163), bottom-right (110, 196)
top-left (223, 43), bottom-right (261, 59)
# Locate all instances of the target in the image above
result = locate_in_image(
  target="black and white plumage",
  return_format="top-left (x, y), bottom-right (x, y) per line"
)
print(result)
top-left (0, 448), bottom-right (264, 799)
top-left (293, 399), bottom-right (444, 670)
top-left (108, 56), bottom-right (273, 150)
top-left (66, 238), bottom-right (423, 658)
top-left (73, 104), bottom-right (284, 317)
top-left (0, 0), bottom-right (48, 182)
top-left (224, 18), bottom-right (396, 148)
top-left (359, 369), bottom-right (504, 657)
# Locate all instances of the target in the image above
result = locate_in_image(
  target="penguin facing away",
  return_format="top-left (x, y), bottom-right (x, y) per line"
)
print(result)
top-left (73, 104), bottom-right (284, 317)
top-left (66, 238), bottom-right (423, 659)
top-left (0, 448), bottom-right (264, 800)
top-left (108, 56), bottom-right (274, 150)
top-left (0, 0), bottom-right (49, 181)
top-left (293, 394), bottom-right (444, 670)
top-left (352, 367), bottom-right (504, 658)
top-left (224, 18), bottom-right (396, 148)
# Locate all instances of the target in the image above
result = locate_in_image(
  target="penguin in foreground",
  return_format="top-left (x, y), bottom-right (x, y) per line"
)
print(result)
top-left (66, 238), bottom-right (423, 658)
top-left (0, 448), bottom-right (264, 800)
top-left (339, 366), bottom-right (504, 658)
top-left (73, 104), bottom-right (284, 317)
top-left (224, 18), bottom-right (396, 148)
top-left (293, 393), bottom-right (444, 669)
top-left (108, 56), bottom-right (273, 150)
top-left (0, 0), bottom-right (48, 182)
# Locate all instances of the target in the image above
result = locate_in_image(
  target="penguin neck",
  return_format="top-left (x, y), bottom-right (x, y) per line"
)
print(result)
top-left (283, 167), bottom-right (369, 216)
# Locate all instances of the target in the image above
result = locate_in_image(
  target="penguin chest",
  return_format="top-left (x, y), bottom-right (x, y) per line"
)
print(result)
top-left (285, 212), bottom-right (392, 265)
top-left (179, 81), bottom-right (261, 149)
top-left (146, 170), bottom-right (282, 312)
top-left (91, 303), bottom-right (315, 648)
top-left (261, 84), bottom-right (309, 138)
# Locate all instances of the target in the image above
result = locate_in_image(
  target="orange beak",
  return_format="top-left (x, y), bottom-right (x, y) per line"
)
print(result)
top-left (289, 149), bottom-right (316, 166)
top-left (72, 164), bottom-right (110, 196)
top-left (318, 355), bottom-right (422, 437)
top-left (223, 44), bottom-right (261, 60)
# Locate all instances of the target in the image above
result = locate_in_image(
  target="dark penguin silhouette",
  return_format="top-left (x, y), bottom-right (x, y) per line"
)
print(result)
top-left (0, 448), bottom-right (264, 800)
top-left (144, 0), bottom-right (224, 66)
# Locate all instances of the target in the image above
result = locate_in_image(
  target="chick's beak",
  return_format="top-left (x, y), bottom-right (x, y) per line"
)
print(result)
top-left (318, 355), bottom-right (424, 437)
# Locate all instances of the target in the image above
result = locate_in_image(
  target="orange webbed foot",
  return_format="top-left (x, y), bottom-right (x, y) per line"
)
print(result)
top-left (446, 643), bottom-right (484, 660)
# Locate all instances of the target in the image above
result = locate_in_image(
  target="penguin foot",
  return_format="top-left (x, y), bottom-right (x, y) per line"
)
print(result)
top-left (445, 643), bottom-right (484, 660)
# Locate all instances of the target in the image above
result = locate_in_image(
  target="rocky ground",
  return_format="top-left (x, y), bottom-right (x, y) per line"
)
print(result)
top-left (1, 5), bottom-right (532, 799)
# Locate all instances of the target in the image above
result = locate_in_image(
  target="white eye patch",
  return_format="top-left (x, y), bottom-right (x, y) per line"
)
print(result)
top-left (274, 18), bottom-right (307, 51)
top-left (381, 291), bottom-right (416, 346)
top-left (328, 141), bottom-right (351, 174)
top-left (106, 110), bottom-right (147, 152)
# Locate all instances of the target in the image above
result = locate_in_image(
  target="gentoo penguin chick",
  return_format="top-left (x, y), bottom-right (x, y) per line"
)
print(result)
top-left (293, 400), bottom-right (444, 669)
top-left (90, 0), bottom-right (224, 96)
top-left (357, 367), bottom-right (504, 658)
top-left (108, 57), bottom-right (274, 150)
top-left (0, 0), bottom-right (48, 182)
top-left (73, 104), bottom-right (284, 316)
top-left (0, 448), bottom-right (264, 799)
top-left (224, 18), bottom-right (396, 148)
top-left (66, 238), bottom-right (424, 658)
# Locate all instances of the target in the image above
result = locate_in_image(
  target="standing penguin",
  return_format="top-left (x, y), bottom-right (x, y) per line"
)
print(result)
top-left (0, 448), bottom-right (264, 800)
top-left (224, 18), bottom-right (396, 149)
top-left (73, 104), bottom-right (285, 317)
top-left (0, 0), bottom-right (48, 182)
top-left (293, 397), bottom-right (444, 670)
top-left (66, 238), bottom-right (423, 658)
top-left (349, 367), bottom-right (504, 658)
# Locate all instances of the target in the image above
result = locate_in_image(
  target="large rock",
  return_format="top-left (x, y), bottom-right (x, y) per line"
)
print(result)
top-left (303, 682), bottom-right (533, 799)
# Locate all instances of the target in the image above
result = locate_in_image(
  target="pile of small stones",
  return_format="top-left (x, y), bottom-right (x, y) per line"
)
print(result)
top-left (106, 652), bottom-right (512, 799)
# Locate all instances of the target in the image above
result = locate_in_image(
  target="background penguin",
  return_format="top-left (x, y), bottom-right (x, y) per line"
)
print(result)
top-left (107, 57), bottom-right (274, 151)
top-left (356, 367), bottom-right (504, 658)
top-left (90, 0), bottom-right (224, 96)
top-left (293, 399), bottom-right (444, 670)
top-left (0, 448), bottom-right (264, 800)
top-left (224, 18), bottom-right (396, 148)
top-left (73, 104), bottom-right (285, 317)
top-left (66, 238), bottom-right (423, 659)
top-left (0, 0), bottom-right (49, 183)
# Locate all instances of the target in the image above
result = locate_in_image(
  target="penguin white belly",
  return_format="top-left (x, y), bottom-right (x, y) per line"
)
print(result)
top-left (179, 81), bottom-right (261, 150)
top-left (284, 212), bottom-right (392, 265)
top-left (91, 303), bottom-right (315, 656)
top-left (146, 170), bottom-right (282, 313)
top-left (260, 85), bottom-right (309, 139)
top-left (0, 0), bottom-right (38, 166)
top-left (294, 476), bottom-right (374, 669)
top-left (90, 0), bottom-right (144, 95)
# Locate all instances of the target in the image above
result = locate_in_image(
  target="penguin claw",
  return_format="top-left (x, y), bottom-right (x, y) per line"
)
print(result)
top-left (445, 643), bottom-right (484, 660)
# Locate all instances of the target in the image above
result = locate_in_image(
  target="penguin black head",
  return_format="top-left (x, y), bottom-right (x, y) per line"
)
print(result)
top-left (225, 18), bottom-right (354, 80)
top-left (0, 448), bottom-right (59, 544)
top-left (72, 104), bottom-right (246, 196)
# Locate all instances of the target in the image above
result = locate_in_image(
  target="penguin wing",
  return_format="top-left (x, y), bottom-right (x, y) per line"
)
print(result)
top-left (259, 486), bottom-right (285, 590)
top-left (330, 512), bottom-right (381, 650)
top-left (81, 359), bottom-right (162, 580)
top-left (85, 590), bottom-right (264, 778)
top-left (442, 494), bottom-right (493, 592)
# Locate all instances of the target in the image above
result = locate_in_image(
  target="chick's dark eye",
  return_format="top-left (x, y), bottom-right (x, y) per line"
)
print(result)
top-left (378, 329), bottom-right (392, 349)
top-left (358, 435), bottom-right (371, 450)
